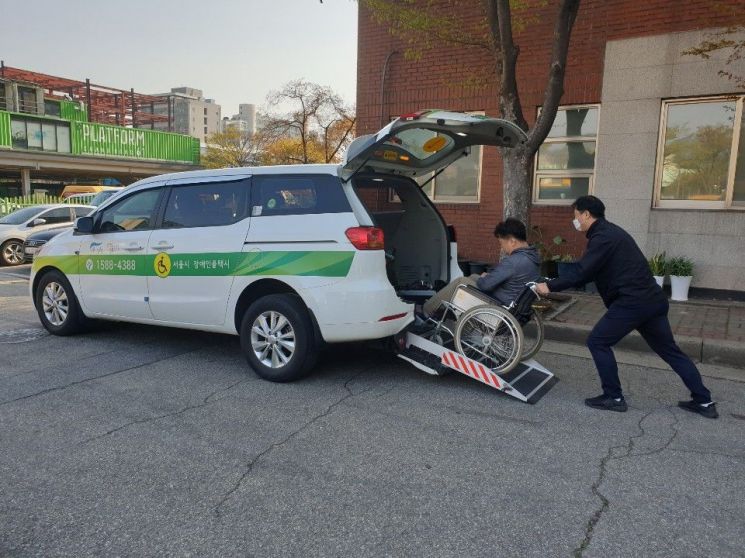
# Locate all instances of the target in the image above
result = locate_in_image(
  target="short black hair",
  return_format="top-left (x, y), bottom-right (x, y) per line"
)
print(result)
top-left (494, 218), bottom-right (527, 241)
top-left (572, 195), bottom-right (605, 218)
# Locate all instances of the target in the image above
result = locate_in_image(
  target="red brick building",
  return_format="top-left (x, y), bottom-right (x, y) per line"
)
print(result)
top-left (355, 1), bottom-right (745, 292)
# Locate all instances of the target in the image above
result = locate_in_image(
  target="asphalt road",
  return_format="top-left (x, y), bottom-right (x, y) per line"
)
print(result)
top-left (1, 268), bottom-right (744, 557)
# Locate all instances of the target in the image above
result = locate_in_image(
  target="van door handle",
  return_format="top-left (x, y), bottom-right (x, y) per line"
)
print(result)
top-left (123, 244), bottom-right (144, 252)
top-left (151, 242), bottom-right (174, 250)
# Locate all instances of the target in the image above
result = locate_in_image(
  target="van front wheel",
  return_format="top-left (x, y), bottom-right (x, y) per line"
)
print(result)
top-left (240, 294), bottom-right (318, 382)
top-left (35, 270), bottom-right (86, 336)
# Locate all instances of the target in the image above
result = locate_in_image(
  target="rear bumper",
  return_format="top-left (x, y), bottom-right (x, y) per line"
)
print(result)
top-left (300, 281), bottom-right (414, 342)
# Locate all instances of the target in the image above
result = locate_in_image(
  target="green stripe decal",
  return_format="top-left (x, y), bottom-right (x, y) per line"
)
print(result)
top-left (33, 251), bottom-right (355, 278)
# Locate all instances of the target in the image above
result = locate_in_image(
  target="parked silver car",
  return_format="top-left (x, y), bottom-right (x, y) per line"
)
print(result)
top-left (0, 204), bottom-right (93, 265)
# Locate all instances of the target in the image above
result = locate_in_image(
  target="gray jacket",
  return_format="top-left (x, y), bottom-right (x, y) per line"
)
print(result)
top-left (476, 246), bottom-right (541, 305)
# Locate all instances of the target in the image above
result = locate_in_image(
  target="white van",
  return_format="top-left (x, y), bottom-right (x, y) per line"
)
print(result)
top-left (30, 111), bottom-right (526, 381)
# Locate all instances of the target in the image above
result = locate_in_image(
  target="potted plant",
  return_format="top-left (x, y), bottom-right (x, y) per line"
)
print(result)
top-left (648, 252), bottom-right (666, 288)
top-left (666, 256), bottom-right (694, 301)
top-left (529, 225), bottom-right (559, 278)
top-left (552, 235), bottom-right (577, 278)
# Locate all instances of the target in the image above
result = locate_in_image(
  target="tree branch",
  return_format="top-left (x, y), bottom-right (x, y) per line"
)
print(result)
top-left (495, 0), bottom-right (528, 131)
top-left (527, 0), bottom-right (581, 151)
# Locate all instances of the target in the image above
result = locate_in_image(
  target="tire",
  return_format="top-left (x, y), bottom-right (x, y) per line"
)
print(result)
top-left (1, 239), bottom-right (24, 266)
top-left (34, 270), bottom-right (87, 336)
top-left (520, 310), bottom-right (545, 361)
top-left (454, 304), bottom-right (524, 374)
top-left (239, 294), bottom-right (318, 382)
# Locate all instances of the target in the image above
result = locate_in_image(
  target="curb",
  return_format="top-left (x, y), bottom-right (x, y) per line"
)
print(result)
top-left (543, 321), bottom-right (745, 370)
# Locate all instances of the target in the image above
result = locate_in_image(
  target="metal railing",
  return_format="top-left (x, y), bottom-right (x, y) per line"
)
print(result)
top-left (0, 194), bottom-right (65, 216)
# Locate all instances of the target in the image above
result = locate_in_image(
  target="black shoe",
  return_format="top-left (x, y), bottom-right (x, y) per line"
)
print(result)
top-left (584, 394), bottom-right (628, 412)
top-left (678, 400), bottom-right (719, 419)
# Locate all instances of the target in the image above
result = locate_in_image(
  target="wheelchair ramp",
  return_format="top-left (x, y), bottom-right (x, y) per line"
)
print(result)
top-left (399, 332), bottom-right (557, 404)
top-left (495, 359), bottom-right (558, 404)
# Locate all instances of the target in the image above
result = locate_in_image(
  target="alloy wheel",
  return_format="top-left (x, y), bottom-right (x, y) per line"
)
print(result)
top-left (250, 310), bottom-right (296, 369)
top-left (42, 282), bottom-right (69, 326)
top-left (3, 241), bottom-right (23, 265)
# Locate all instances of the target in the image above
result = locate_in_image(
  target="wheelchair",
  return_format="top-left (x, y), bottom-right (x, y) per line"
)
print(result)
top-left (421, 282), bottom-right (545, 375)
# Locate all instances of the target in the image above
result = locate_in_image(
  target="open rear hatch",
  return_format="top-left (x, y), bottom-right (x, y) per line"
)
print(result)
top-left (341, 110), bottom-right (527, 181)
top-left (342, 110), bottom-right (528, 302)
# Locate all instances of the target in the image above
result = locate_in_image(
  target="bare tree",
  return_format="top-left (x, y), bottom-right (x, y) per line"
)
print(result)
top-left (265, 79), bottom-right (356, 164)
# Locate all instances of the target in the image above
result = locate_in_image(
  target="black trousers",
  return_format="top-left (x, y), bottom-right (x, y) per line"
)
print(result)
top-left (586, 300), bottom-right (712, 403)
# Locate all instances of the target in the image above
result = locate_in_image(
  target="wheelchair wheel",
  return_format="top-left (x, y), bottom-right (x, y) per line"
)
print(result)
top-left (520, 309), bottom-right (544, 361)
top-left (454, 305), bottom-right (524, 374)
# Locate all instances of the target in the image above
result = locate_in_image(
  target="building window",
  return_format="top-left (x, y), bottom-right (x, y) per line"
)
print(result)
top-left (17, 86), bottom-right (38, 114)
top-left (9, 117), bottom-right (71, 153)
top-left (26, 121), bottom-right (42, 149)
top-left (11, 119), bottom-right (27, 149)
top-left (0, 82), bottom-right (6, 111)
top-left (204, 126), bottom-right (208, 135)
top-left (204, 117), bottom-right (208, 125)
top-left (533, 105), bottom-right (599, 204)
top-left (655, 96), bottom-right (745, 209)
top-left (419, 146), bottom-right (482, 202)
top-left (44, 99), bottom-right (61, 117)
top-left (204, 107), bottom-right (207, 115)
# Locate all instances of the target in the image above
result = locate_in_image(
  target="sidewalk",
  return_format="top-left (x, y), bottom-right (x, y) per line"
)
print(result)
top-left (543, 293), bottom-right (745, 369)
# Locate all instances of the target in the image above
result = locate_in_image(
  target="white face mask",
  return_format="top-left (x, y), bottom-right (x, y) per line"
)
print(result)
top-left (572, 218), bottom-right (582, 231)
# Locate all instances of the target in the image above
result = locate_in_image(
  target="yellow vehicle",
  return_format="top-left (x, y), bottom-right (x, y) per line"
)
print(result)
top-left (60, 185), bottom-right (117, 199)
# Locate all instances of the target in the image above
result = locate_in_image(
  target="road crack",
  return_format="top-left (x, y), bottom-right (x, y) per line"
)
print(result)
top-left (0, 349), bottom-right (199, 407)
top-left (79, 377), bottom-right (252, 445)
top-left (4, 349), bottom-right (123, 380)
top-left (573, 407), bottom-right (656, 557)
top-left (213, 369), bottom-right (369, 517)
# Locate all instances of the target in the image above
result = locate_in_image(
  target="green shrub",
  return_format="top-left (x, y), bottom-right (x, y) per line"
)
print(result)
top-left (666, 256), bottom-right (694, 277)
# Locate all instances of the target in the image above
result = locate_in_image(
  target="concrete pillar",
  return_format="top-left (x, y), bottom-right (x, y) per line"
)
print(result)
top-left (21, 168), bottom-right (31, 196)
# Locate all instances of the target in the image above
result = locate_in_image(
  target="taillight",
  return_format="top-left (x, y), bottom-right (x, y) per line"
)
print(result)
top-left (398, 110), bottom-right (429, 121)
top-left (345, 227), bottom-right (385, 250)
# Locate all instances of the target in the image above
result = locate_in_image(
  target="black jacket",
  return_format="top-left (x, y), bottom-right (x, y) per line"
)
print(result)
top-left (548, 219), bottom-right (666, 308)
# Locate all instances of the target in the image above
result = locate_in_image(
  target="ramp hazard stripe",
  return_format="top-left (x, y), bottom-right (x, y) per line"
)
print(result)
top-left (442, 351), bottom-right (502, 389)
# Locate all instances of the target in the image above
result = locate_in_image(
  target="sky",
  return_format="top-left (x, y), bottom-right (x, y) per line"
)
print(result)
top-left (0, 0), bottom-right (358, 117)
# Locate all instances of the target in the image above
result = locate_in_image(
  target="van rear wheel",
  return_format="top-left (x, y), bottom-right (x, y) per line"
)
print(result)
top-left (240, 294), bottom-right (318, 382)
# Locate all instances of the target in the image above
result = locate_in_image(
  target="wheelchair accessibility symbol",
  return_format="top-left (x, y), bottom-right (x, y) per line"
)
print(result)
top-left (154, 252), bottom-right (172, 278)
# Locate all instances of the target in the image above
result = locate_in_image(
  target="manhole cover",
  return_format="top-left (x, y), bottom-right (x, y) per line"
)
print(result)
top-left (0, 328), bottom-right (49, 344)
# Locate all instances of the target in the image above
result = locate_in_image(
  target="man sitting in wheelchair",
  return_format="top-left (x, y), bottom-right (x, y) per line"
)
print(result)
top-left (422, 218), bottom-right (541, 318)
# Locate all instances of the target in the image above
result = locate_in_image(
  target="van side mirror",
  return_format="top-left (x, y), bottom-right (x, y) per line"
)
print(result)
top-left (30, 218), bottom-right (47, 227)
top-left (75, 216), bottom-right (94, 234)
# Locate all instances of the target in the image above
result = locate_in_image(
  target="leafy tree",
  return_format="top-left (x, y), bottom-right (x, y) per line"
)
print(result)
top-left (682, 2), bottom-right (745, 89)
top-left (260, 136), bottom-right (325, 165)
top-left (359, 0), bottom-right (581, 224)
top-left (202, 128), bottom-right (268, 169)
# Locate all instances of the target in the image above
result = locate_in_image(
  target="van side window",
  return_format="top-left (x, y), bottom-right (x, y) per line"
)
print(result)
top-left (98, 189), bottom-right (161, 233)
top-left (252, 175), bottom-right (351, 216)
top-left (162, 180), bottom-right (249, 228)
